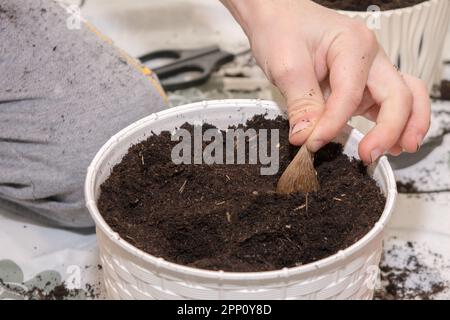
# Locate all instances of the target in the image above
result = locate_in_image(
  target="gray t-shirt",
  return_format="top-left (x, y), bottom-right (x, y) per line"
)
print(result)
top-left (0, 0), bottom-right (167, 228)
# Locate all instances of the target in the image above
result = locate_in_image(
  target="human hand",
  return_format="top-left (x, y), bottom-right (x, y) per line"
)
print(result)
top-left (222, 0), bottom-right (430, 164)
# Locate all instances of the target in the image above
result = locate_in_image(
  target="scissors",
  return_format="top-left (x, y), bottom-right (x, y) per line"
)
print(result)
top-left (139, 46), bottom-right (250, 91)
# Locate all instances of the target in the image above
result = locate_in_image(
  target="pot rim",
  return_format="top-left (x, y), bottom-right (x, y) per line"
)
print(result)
top-left (336, 0), bottom-right (436, 16)
top-left (85, 99), bottom-right (397, 281)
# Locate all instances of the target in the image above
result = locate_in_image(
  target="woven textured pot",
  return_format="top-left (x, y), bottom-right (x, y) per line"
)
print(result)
top-left (85, 99), bottom-right (397, 300)
top-left (339, 0), bottom-right (450, 90)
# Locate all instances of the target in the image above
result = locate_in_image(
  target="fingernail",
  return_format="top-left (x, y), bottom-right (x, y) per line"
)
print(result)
top-left (370, 148), bottom-right (384, 163)
top-left (308, 139), bottom-right (325, 152)
top-left (416, 134), bottom-right (423, 151)
top-left (290, 120), bottom-right (311, 136)
top-left (389, 149), bottom-right (402, 157)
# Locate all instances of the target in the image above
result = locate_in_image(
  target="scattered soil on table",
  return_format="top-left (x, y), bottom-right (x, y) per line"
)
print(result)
top-left (0, 4), bottom-right (17, 22)
top-left (397, 179), bottom-right (450, 195)
top-left (98, 115), bottom-right (386, 272)
top-left (396, 180), bottom-right (420, 193)
top-left (0, 279), bottom-right (100, 300)
top-left (375, 241), bottom-right (448, 300)
top-left (377, 265), bottom-right (446, 300)
top-left (314, 0), bottom-right (426, 11)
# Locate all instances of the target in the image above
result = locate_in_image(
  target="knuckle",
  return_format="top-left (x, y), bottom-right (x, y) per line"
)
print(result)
top-left (345, 19), bottom-right (363, 32)
top-left (416, 78), bottom-right (428, 91)
top-left (361, 27), bottom-right (377, 45)
top-left (289, 97), bottom-right (322, 112)
top-left (288, 99), bottom-right (321, 122)
top-left (407, 75), bottom-right (428, 94)
top-left (348, 21), bottom-right (378, 48)
top-left (268, 61), bottom-right (300, 85)
top-left (361, 34), bottom-right (378, 53)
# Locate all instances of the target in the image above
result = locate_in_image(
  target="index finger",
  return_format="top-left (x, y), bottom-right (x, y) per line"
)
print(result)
top-left (306, 32), bottom-right (377, 152)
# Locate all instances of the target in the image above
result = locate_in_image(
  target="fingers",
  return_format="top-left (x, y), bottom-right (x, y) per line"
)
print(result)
top-left (306, 29), bottom-right (377, 152)
top-left (389, 145), bottom-right (403, 156)
top-left (353, 76), bottom-right (430, 157)
top-left (355, 103), bottom-right (403, 156)
top-left (354, 88), bottom-right (377, 118)
top-left (260, 21), bottom-right (429, 160)
top-left (398, 75), bottom-right (431, 152)
top-left (358, 51), bottom-right (413, 164)
top-left (267, 46), bottom-right (325, 146)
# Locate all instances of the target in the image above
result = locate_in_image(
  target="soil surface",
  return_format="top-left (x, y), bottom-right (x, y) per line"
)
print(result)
top-left (314, 0), bottom-right (427, 11)
top-left (98, 116), bottom-right (385, 272)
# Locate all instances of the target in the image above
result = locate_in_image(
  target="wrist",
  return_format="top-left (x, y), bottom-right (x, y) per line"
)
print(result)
top-left (221, 0), bottom-right (311, 37)
top-left (220, 0), bottom-right (259, 36)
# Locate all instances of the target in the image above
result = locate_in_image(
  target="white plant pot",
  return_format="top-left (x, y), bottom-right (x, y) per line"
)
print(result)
top-left (85, 99), bottom-right (397, 300)
top-left (338, 0), bottom-right (450, 90)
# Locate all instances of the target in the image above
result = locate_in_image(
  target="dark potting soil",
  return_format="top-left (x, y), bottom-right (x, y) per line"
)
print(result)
top-left (396, 180), bottom-right (420, 193)
top-left (314, 0), bottom-right (427, 11)
top-left (98, 116), bottom-right (386, 272)
top-left (397, 179), bottom-right (450, 195)
top-left (0, 4), bottom-right (17, 22)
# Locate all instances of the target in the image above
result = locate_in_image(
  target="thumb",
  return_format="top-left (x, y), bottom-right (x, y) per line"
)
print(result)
top-left (272, 56), bottom-right (325, 146)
